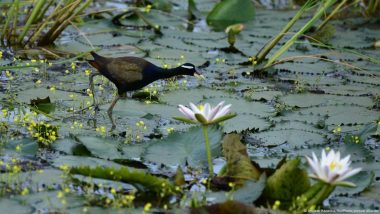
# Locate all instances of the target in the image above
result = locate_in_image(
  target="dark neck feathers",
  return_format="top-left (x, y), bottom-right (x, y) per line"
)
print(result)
top-left (148, 65), bottom-right (192, 80)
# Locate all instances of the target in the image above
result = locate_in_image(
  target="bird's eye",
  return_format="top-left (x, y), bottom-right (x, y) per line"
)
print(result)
top-left (181, 65), bottom-right (194, 69)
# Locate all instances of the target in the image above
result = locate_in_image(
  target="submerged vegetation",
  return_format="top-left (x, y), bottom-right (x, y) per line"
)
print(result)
top-left (0, 0), bottom-right (379, 213)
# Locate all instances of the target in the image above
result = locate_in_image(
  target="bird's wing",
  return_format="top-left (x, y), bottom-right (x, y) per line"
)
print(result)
top-left (106, 58), bottom-right (144, 84)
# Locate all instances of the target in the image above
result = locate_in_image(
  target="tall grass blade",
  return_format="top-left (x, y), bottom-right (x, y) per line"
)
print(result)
top-left (1, 1), bottom-right (17, 44)
top-left (27, 0), bottom-right (65, 46)
top-left (316, 0), bottom-right (348, 32)
top-left (254, 0), bottom-right (318, 65)
top-left (38, 0), bottom-right (81, 46)
top-left (46, 0), bottom-right (92, 44)
top-left (265, 0), bottom-right (338, 68)
top-left (17, 0), bottom-right (47, 45)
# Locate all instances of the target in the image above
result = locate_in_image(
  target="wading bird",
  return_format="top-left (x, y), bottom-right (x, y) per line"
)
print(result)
top-left (88, 51), bottom-right (204, 130)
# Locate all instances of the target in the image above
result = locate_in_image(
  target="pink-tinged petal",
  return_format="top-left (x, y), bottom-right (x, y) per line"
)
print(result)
top-left (203, 103), bottom-right (211, 121)
top-left (326, 150), bottom-right (335, 164)
top-left (178, 105), bottom-right (196, 120)
top-left (213, 104), bottom-right (231, 119)
top-left (189, 103), bottom-right (202, 114)
top-left (336, 167), bottom-right (362, 182)
top-left (340, 155), bottom-right (351, 166)
top-left (306, 156), bottom-right (319, 175)
top-left (335, 151), bottom-right (341, 162)
top-left (321, 149), bottom-right (327, 163)
top-left (208, 101), bottom-right (224, 121)
top-left (324, 163), bottom-right (335, 182)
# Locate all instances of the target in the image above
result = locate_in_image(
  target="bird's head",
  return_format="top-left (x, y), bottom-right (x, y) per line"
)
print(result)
top-left (180, 63), bottom-right (205, 80)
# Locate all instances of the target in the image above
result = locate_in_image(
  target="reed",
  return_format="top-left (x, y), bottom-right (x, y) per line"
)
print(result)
top-left (264, 0), bottom-right (338, 68)
top-left (1, 0), bottom-right (92, 48)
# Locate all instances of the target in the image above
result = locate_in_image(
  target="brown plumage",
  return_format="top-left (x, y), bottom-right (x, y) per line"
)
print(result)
top-left (87, 51), bottom-right (203, 130)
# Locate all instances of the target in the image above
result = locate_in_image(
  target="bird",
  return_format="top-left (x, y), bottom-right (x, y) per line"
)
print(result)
top-left (87, 51), bottom-right (204, 131)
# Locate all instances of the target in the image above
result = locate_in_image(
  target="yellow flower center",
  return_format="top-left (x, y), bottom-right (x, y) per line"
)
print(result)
top-left (198, 105), bottom-right (204, 111)
top-left (329, 161), bottom-right (342, 170)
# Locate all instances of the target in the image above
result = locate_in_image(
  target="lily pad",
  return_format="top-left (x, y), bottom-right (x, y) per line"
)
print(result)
top-left (143, 126), bottom-right (223, 167)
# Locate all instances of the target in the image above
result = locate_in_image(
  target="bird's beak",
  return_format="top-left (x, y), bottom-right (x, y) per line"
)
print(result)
top-left (194, 70), bottom-right (205, 80)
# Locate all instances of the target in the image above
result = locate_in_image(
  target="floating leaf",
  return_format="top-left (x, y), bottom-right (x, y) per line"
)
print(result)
top-left (222, 134), bottom-right (261, 185)
top-left (190, 200), bottom-right (256, 214)
top-left (143, 126), bottom-right (223, 167)
top-left (207, 0), bottom-right (255, 30)
top-left (70, 166), bottom-right (176, 195)
top-left (233, 174), bottom-right (267, 204)
top-left (262, 158), bottom-right (310, 207)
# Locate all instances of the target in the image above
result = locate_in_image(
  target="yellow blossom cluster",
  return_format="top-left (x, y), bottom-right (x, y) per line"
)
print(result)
top-left (28, 120), bottom-right (59, 147)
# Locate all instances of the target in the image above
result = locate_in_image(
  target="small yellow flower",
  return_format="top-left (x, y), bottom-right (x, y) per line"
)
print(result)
top-left (2, 109), bottom-right (8, 117)
top-left (71, 62), bottom-right (76, 70)
top-left (21, 188), bottom-right (29, 196)
top-left (272, 200), bottom-right (281, 210)
top-left (50, 86), bottom-right (56, 92)
top-left (111, 188), bottom-right (116, 194)
top-left (144, 4), bottom-right (152, 13)
top-left (105, 198), bottom-right (111, 204)
top-left (100, 126), bottom-right (106, 133)
top-left (13, 165), bottom-right (21, 173)
top-left (31, 59), bottom-right (37, 63)
top-left (15, 145), bottom-right (21, 152)
top-left (59, 164), bottom-right (69, 171)
top-left (35, 79), bottom-right (42, 85)
top-left (5, 70), bottom-right (12, 77)
top-left (85, 69), bottom-right (91, 76)
top-left (143, 203), bottom-right (152, 212)
top-left (228, 182), bottom-right (235, 188)
top-left (64, 187), bottom-right (70, 193)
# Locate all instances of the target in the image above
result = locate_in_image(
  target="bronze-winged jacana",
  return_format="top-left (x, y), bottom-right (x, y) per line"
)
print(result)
top-left (87, 51), bottom-right (204, 130)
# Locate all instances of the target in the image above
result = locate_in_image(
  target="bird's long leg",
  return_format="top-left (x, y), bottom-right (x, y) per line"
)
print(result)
top-left (89, 73), bottom-right (101, 108)
top-left (107, 94), bottom-right (121, 131)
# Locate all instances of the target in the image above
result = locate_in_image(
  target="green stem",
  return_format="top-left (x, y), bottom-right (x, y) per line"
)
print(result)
top-left (254, 0), bottom-right (317, 65)
top-left (202, 125), bottom-right (213, 176)
top-left (265, 0), bottom-right (338, 68)
top-left (316, 0), bottom-right (348, 32)
top-left (1, 1), bottom-right (17, 44)
top-left (306, 182), bottom-right (335, 207)
top-left (17, 0), bottom-right (47, 44)
top-left (134, 9), bottom-right (162, 35)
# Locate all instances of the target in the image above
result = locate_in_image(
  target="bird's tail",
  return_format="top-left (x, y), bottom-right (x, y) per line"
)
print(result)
top-left (88, 51), bottom-right (107, 71)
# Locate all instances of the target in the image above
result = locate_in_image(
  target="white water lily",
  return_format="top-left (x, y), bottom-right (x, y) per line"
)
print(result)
top-left (177, 101), bottom-right (235, 125)
top-left (175, 101), bottom-right (236, 176)
top-left (306, 149), bottom-right (362, 186)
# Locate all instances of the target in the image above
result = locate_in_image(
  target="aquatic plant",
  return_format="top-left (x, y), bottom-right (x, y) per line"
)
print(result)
top-left (306, 149), bottom-right (361, 187)
top-left (175, 101), bottom-right (236, 175)
top-left (1, 0), bottom-right (91, 47)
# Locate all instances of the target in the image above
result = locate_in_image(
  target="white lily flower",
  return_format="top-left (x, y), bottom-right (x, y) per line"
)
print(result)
top-left (177, 101), bottom-right (235, 125)
top-left (306, 149), bottom-right (362, 186)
